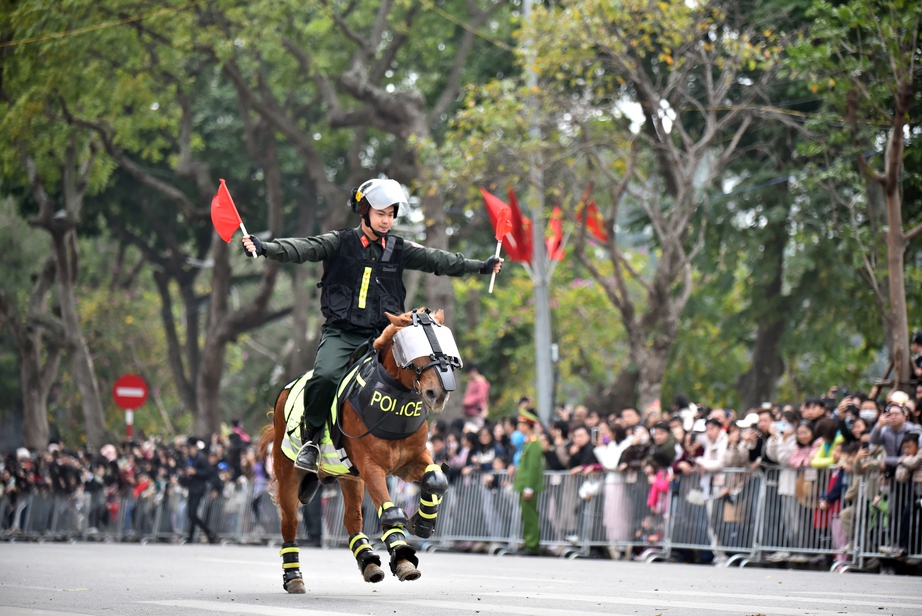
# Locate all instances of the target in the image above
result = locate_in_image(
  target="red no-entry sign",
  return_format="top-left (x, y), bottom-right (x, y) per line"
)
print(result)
top-left (113, 374), bottom-right (148, 410)
top-left (114, 374), bottom-right (147, 440)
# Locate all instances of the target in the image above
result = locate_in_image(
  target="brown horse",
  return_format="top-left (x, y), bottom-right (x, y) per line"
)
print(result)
top-left (258, 308), bottom-right (458, 593)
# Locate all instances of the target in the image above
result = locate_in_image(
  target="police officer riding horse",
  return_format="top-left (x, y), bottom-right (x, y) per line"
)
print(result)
top-left (246, 178), bottom-right (502, 592)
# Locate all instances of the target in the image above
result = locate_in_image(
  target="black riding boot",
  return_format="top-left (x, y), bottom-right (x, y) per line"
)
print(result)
top-left (294, 424), bottom-right (322, 473)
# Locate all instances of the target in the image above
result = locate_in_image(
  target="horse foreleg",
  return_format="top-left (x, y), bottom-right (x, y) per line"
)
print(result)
top-left (340, 478), bottom-right (384, 584)
top-left (363, 466), bottom-right (420, 581)
top-left (277, 465), bottom-right (306, 593)
top-left (402, 459), bottom-right (448, 540)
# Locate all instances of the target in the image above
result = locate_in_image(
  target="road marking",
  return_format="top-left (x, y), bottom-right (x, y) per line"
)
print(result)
top-left (494, 591), bottom-right (890, 616)
top-left (790, 591), bottom-right (922, 600)
top-left (115, 386), bottom-right (145, 397)
top-left (140, 599), bottom-right (358, 616)
top-left (642, 589), bottom-right (919, 609)
top-left (381, 598), bottom-right (636, 616)
top-left (0, 609), bottom-right (93, 616)
top-left (0, 585), bottom-right (89, 592)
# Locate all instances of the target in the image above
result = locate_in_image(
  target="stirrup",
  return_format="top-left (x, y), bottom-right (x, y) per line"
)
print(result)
top-left (294, 440), bottom-right (320, 472)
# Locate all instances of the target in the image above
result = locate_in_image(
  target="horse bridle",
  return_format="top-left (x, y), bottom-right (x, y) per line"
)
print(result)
top-left (391, 309), bottom-right (463, 397)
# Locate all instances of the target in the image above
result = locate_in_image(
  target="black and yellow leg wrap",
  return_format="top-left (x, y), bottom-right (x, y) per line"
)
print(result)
top-left (381, 525), bottom-right (418, 575)
top-left (279, 542), bottom-right (302, 590)
top-left (408, 464), bottom-right (447, 539)
top-left (349, 532), bottom-right (381, 572)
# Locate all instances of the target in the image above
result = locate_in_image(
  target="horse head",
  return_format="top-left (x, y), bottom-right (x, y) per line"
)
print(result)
top-left (374, 308), bottom-right (462, 413)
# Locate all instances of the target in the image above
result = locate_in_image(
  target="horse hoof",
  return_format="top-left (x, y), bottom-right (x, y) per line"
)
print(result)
top-left (363, 563), bottom-right (385, 583)
top-left (394, 561), bottom-right (421, 582)
top-left (285, 579), bottom-right (306, 594)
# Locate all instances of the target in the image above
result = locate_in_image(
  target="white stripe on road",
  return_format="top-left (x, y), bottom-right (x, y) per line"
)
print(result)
top-left (115, 387), bottom-right (145, 397)
top-left (642, 589), bottom-right (920, 609)
top-left (140, 599), bottom-right (357, 616)
top-left (494, 591), bottom-right (891, 616)
top-left (383, 599), bottom-right (636, 616)
top-left (0, 609), bottom-right (93, 616)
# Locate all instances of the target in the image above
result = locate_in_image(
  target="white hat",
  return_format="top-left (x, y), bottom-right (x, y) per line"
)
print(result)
top-left (692, 418), bottom-right (707, 433)
top-left (736, 413), bottom-right (759, 428)
top-left (355, 178), bottom-right (408, 212)
top-left (16, 447), bottom-right (30, 461)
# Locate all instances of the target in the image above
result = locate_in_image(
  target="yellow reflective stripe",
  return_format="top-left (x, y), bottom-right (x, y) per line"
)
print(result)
top-left (420, 495), bottom-right (441, 507)
top-left (338, 362), bottom-right (364, 397)
top-left (381, 527), bottom-right (404, 541)
top-left (282, 562), bottom-right (301, 569)
top-left (356, 374), bottom-right (366, 386)
top-left (425, 464), bottom-right (441, 473)
top-left (279, 547), bottom-right (300, 555)
top-left (357, 267), bottom-right (372, 309)
top-left (377, 501), bottom-right (394, 517)
top-left (388, 540), bottom-right (408, 548)
top-left (417, 509), bottom-right (437, 519)
top-left (352, 544), bottom-right (373, 557)
top-left (349, 534), bottom-right (369, 550)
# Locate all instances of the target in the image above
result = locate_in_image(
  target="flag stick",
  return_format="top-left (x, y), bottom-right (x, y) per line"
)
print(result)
top-left (240, 223), bottom-right (257, 257)
top-left (488, 240), bottom-right (502, 294)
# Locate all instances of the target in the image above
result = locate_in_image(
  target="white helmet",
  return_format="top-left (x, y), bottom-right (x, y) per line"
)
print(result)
top-left (351, 178), bottom-right (408, 219)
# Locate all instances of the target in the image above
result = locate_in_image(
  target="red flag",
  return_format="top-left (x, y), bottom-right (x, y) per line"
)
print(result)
top-left (546, 206), bottom-right (565, 261)
top-left (506, 187), bottom-right (533, 264)
top-left (480, 187), bottom-right (530, 263)
top-left (495, 207), bottom-right (512, 242)
top-left (577, 200), bottom-right (609, 243)
top-left (211, 179), bottom-right (243, 243)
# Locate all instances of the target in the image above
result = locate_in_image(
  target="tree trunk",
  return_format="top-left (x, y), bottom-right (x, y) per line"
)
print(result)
top-left (635, 345), bottom-right (671, 417)
top-left (420, 191), bottom-right (457, 327)
top-left (882, 82), bottom-right (913, 389)
top-left (288, 197), bottom-right (320, 379)
top-left (736, 201), bottom-right (789, 409)
top-left (51, 226), bottom-right (108, 449)
top-left (0, 265), bottom-right (63, 451)
top-left (885, 184), bottom-right (910, 389)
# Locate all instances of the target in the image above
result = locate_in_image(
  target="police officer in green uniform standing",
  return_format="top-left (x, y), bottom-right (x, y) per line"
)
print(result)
top-left (242, 178), bottom-right (503, 472)
top-left (513, 407), bottom-right (544, 555)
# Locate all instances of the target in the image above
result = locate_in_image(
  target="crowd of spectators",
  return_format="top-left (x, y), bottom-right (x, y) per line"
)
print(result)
top-left (424, 379), bottom-right (922, 563)
top-left (0, 420), bottom-right (276, 543)
top-left (4, 378), bottom-right (922, 566)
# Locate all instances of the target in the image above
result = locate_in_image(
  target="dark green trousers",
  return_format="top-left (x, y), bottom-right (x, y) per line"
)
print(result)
top-left (301, 324), bottom-right (374, 433)
top-left (520, 494), bottom-right (540, 554)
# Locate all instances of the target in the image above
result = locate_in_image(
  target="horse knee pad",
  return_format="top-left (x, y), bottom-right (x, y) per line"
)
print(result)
top-left (280, 542), bottom-right (302, 589)
top-left (420, 464), bottom-right (448, 496)
top-left (410, 464), bottom-right (446, 538)
top-left (378, 501), bottom-right (409, 528)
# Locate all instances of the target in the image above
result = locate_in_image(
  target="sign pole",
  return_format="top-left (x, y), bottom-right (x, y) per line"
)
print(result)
top-left (126, 410), bottom-right (134, 440)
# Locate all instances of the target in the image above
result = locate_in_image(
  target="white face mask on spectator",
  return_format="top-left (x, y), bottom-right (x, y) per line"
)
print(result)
top-left (859, 409), bottom-right (878, 422)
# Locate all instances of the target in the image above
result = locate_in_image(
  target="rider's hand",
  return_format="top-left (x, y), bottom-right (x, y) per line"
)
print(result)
top-left (479, 255), bottom-right (503, 274)
top-left (242, 234), bottom-right (266, 258)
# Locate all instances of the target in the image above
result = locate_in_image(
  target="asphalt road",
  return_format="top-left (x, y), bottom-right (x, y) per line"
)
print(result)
top-left (1, 542), bottom-right (919, 616)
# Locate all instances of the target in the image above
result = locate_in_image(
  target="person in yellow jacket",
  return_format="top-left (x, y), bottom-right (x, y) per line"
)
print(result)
top-left (512, 408), bottom-right (545, 555)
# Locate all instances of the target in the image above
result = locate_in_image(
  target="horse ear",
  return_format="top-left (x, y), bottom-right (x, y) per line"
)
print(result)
top-left (385, 312), bottom-right (403, 326)
top-left (433, 309), bottom-right (445, 324)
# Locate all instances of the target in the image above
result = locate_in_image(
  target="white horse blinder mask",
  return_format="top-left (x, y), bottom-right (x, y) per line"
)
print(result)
top-left (391, 311), bottom-right (463, 391)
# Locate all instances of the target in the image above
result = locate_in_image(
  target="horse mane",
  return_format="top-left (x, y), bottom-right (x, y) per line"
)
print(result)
top-left (373, 312), bottom-right (413, 353)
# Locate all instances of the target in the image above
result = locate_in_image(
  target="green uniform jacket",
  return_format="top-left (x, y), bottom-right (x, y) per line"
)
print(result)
top-left (513, 437), bottom-right (545, 495)
top-left (265, 227), bottom-right (484, 276)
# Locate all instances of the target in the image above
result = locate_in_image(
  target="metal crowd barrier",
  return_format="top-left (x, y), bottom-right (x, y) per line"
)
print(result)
top-left (2, 467), bottom-right (920, 573)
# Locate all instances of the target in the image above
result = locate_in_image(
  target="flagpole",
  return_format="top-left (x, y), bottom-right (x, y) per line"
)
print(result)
top-left (488, 241), bottom-right (502, 293)
top-left (524, 0), bottom-right (555, 426)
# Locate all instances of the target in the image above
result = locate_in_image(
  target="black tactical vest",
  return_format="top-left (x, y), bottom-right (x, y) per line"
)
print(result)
top-left (319, 229), bottom-right (406, 332)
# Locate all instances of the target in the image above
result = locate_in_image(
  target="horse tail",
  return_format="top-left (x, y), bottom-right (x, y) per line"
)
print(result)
top-left (257, 422), bottom-right (274, 463)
